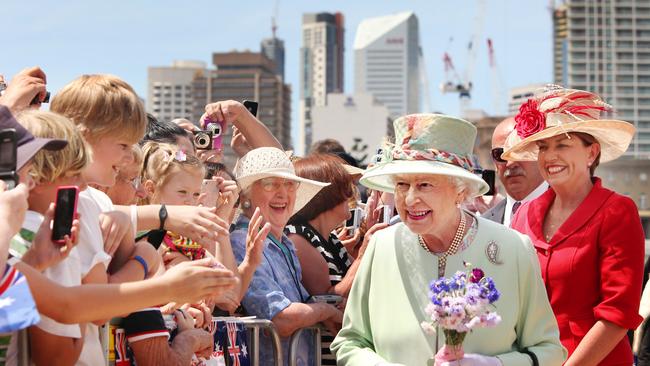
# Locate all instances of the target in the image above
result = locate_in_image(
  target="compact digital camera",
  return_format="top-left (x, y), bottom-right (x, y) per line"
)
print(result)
top-left (193, 130), bottom-right (214, 150)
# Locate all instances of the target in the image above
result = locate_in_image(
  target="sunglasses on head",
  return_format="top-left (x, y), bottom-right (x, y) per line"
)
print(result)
top-left (491, 147), bottom-right (506, 163)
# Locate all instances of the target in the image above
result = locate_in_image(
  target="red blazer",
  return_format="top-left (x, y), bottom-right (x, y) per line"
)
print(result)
top-left (511, 178), bottom-right (644, 365)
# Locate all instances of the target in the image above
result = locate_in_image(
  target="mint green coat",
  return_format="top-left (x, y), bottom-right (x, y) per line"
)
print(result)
top-left (331, 217), bottom-right (567, 365)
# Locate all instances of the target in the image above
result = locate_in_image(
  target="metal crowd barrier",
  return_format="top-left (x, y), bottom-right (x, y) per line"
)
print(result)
top-left (288, 326), bottom-right (322, 366)
top-left (236, 318), bottom-right (283, 366)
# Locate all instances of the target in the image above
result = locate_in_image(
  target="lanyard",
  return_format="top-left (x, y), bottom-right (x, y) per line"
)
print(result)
top-left (266, 233), bottom-right (307, 303)
top-left (235, 221), bottom-right (306, 302)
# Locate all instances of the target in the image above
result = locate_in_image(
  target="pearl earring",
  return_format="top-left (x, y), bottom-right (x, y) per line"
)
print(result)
top-left (242, 200), bottom-right (251, 209)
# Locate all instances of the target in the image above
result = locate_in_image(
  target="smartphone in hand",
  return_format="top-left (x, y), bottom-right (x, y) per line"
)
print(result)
top-left (199, 179), bottom-right (220, 207)
top-left (51, 186), bottom-right (79, 245)
top-left (377, 204), bottom-right (394, 224)
top-left (345, 207), bottom-right (363, 236)
top-left (481, 169), bottom-right (496, 196)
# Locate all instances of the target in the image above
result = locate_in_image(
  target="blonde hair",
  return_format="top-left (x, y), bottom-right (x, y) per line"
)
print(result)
top-left (17, 110), bottom-right (90, 184)
top-left (50, 74), bottom-right (146, 144)
top-left (140, 141), bottom-right (204, 204)
top-left (116, 144), bottom-right (143, 181)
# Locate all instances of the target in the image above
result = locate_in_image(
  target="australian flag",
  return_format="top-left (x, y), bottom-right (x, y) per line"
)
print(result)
top-left (0, 264), bottom-right (40, 333)
top-left (214, 319), bottom-right (250, 366)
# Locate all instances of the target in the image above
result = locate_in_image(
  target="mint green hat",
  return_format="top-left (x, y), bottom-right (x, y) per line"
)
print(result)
top-left (360, 113), bottom-right (489, 196)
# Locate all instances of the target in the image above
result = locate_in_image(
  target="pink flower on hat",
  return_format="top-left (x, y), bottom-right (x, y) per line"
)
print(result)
top-left (515, 99), bottom-right (546, 139)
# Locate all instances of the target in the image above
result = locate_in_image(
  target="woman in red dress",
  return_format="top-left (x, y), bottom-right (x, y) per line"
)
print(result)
top-left (503, 87), bottom-right (644, 366)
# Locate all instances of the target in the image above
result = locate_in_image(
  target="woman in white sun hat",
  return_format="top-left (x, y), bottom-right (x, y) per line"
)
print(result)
top-left (230, 146), bottom-right (343, 366)
top-left (331, 113), bottom-right (566, 366)
top-left (504, 86), bottom-right (645, 365)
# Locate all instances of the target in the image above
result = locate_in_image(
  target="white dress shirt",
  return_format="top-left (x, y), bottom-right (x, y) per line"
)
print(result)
top-left (503, 182), bottom-right (549, 227)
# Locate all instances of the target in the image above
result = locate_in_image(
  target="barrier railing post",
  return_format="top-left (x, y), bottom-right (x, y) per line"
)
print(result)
top-left (238, 318), bottom-right (283, 366)
top-left (288, 326), bottom-right (322, 366)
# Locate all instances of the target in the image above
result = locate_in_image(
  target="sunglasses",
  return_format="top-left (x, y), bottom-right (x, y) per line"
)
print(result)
top-left (491, 147), bottom-right (506, 163)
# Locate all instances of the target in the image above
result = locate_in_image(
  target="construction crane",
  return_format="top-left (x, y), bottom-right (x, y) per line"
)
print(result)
top-left (439, 0), bottom-right (486, 115)
top-left (487, 38), bottom-right (505, 115)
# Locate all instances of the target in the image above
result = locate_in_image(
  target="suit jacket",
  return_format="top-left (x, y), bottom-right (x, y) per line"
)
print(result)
top-left (483, 199), bottom-right (506, 224)
top-left (511, 178), bottom-right (644, 365)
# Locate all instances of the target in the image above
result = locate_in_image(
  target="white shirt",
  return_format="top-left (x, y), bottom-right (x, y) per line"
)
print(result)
top-left (503, 182), bottom-right (549, 228)
top-left (76, 187), bottom-right (114, 366)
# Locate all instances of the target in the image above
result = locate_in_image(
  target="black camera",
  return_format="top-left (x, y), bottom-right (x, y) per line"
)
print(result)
top-left (193, 130), bottom-right (213, 150)
top-left (0, 128), bottom-right (18, 189)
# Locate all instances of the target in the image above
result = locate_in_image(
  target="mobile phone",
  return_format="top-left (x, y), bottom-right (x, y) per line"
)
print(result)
top-left (377, 204), bottom-right (393, 224)
top-left (481, 169), bottom-right (496, 196)
top-left (345, 207), bottom-right (363, 236)
top-left (308, 294), bottom-right (343, 305)
top-left (243, 100), bottom-right (259, 117)
top-left (0, 129), bottom-right (18, 189)
top-left (193, 130), bottom-right (213, 150)
top-left (199, 179), bottom-right (220, 208)
top-left (51, 186), bottom-right (79, 244)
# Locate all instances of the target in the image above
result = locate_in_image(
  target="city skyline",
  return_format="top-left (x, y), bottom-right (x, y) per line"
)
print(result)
top-left (1, 0), bottom-right (552, 150)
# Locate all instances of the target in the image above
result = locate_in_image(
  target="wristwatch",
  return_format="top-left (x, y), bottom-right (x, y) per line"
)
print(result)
top-left (158, 204), bottom-right (168, 231)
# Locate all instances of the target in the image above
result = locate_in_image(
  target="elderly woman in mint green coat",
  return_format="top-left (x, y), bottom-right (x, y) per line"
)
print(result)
top-left (331, 114), bottom-right (566, 366)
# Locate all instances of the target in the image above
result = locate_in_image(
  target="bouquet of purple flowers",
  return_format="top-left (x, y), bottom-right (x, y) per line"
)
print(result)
top-left (421, 265), bottom-right (501, 365)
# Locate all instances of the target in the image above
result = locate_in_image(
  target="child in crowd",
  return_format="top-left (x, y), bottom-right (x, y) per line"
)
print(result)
top-left (140, 142), bottom-right (207, 263)
top-left (9, 110), bottom-right (88, 365)
top-left (50, 74), bottom-right (158, 366)
top-left (12, 110), bottom-right (160, 365)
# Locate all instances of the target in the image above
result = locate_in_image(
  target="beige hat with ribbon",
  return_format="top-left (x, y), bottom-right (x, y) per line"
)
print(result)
top-left (502, 86), bottom-right (636, 163)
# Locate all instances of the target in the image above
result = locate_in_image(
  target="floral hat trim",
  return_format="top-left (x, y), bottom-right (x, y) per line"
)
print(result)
top-left (377, 113), bottom-right (477, 172)
top-left (382, 144), bottom-right (476, 172)
top-left (514, 85), bottom-right (612, 139)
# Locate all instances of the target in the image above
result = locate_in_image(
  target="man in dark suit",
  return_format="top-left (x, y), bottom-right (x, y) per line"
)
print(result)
top-left (483, 117), bottom-right (547, 226)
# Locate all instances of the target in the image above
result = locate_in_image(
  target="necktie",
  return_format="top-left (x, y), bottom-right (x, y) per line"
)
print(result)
top-left (511, 201), bottom-right (522, 220)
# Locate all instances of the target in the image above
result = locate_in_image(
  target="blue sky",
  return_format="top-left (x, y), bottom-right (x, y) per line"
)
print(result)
top-left (2, 0), bottom-right (552, 147)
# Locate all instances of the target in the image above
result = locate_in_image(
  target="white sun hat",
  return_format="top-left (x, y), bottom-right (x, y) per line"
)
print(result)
top-left (360, 114), bottom-right (489, 197)
top-left (234, 147), bottom-right (330, 214)
top-left (502, 86), bottom-right (636, 163)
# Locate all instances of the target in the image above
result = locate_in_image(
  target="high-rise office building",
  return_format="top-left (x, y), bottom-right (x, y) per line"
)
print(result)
top-left (554, 0), bottom-right (650, 157)
top-left (354, 11), bottom-right (420, 119)
top-left (298, 12), bottom-right (345, 155)
top-left (508, 83), bottom-right (547, 115)
top-left (311, 93), bottom-right (392, 165)
top-left (147, 60), bottom-right (206, 122)
top-left (191, 51), bottom-right (291, 168)
top-left (261, 37), bottom-right (285, 80)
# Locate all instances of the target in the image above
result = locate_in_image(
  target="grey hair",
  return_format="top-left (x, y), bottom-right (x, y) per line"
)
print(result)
top-left (448, 176), bottom-right (477, 204)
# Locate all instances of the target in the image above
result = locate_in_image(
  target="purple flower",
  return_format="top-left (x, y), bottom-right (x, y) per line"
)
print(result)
top-left (470, 268), bottom-right (485, 283)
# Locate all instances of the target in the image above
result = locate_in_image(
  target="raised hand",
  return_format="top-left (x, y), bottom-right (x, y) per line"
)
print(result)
top-left (161, 257), bottom-right (237, 304)
top-left (245, 207), bottom-right (271, 268)
top-left (0, 67), bottom-right (47, 113)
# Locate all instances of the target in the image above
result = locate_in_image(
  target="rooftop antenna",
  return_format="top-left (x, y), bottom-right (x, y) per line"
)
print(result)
top-left (272, 0), bottom-right (280, 38)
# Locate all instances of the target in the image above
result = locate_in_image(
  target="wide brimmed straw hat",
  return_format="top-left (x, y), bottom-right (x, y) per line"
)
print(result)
top-left (234, 147), bottom-right (329, 215)
top-left (502, 86), bottom-right (635, 163)
top-left (360, 114), bottom-right (489, 197)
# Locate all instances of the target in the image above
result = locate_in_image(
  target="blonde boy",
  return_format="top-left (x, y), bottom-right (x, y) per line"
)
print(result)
top-left (11, 110), bottom-right (88, 365)
top-left (50, 75), bottom-right (155, 365)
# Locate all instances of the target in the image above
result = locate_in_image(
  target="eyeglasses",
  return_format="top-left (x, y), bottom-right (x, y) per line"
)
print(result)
top-left (119, 175), bottom-right (141, 189)
top-left (491, 147), bottom-right (506, 164)
top-left (259, 177), bottom-right (300, 192)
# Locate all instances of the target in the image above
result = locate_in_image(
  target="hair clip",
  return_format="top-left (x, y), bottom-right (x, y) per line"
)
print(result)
top-left (174, 150), bottom-right (187, 162)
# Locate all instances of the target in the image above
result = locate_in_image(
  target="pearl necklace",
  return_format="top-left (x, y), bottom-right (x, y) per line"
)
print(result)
top-left (418, 210), bottom-right (467, 278)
